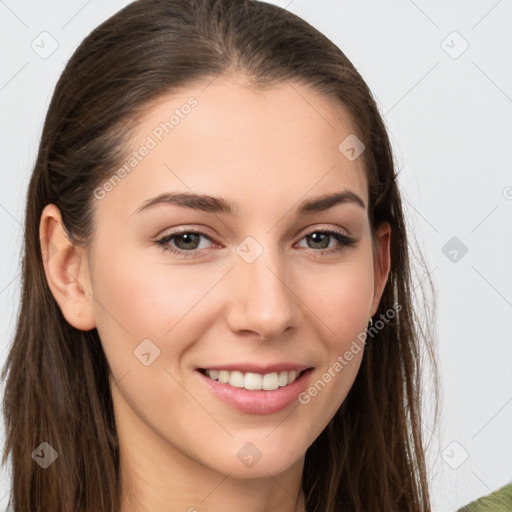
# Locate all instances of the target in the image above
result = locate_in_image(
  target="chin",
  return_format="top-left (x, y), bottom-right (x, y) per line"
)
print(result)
top-left (200, 435), bottom-right (307, 479)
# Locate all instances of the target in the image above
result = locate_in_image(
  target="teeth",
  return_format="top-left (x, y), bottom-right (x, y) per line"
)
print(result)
top-left (244, 372), bottom-right (262, 390)
top-left (204, 369), bottom-right (302, 390)
top-left (229, 371), bottom-right (244, 388)
top-left (262, 372), bottom-right (279, 390)
top-left (278, 370), bottom-right (289, 387)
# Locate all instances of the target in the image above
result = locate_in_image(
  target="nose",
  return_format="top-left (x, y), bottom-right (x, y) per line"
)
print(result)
top-left (225, 244), bottom-right (302, 341)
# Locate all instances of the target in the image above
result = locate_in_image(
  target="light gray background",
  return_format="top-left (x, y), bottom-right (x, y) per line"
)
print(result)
top-left (1, 1), bottom-right (511, 510)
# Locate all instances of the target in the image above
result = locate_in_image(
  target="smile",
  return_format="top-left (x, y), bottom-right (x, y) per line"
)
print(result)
top-left (200, 368), bottom-right (304, 391)
top-left (196, 366), bottom-right (314, 415)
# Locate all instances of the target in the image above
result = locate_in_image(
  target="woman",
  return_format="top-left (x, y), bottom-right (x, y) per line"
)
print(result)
top-left (1, 0), bottom-right (438, 510)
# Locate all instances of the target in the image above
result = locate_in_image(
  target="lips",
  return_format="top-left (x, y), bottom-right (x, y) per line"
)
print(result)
top-left (195, 361), bottom-right (314, 414)
top-left (196, 366), bottom-right (314, 415)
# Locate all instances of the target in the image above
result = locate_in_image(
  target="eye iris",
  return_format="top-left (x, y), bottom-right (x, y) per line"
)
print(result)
top-left (307, 232), bottom-right (330, 249)
top-left (175, 233), bottom-right (201, 250)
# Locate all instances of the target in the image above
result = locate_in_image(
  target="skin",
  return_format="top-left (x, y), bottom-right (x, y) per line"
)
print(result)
top-left (40, 75), bottom-right (391, 512)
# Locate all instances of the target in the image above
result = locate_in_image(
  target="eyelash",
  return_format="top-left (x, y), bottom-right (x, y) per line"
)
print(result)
top-left (155, 227), bottom-right (356, 259)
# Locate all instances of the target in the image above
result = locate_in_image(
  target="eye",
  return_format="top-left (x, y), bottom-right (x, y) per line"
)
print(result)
top-left (155, 229), bottom-right (215, 258)
top-left (155, 227), bottom-right (357, 259)
top-left (296, 229), bottom-right (356, 256)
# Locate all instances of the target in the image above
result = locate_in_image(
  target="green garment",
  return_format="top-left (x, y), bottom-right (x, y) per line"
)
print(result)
top-left (456, 482), bottom-right (512, 511)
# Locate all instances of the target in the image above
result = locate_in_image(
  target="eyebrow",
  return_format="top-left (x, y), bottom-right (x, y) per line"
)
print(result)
top-left (133, 189), bottom-right (366, 216)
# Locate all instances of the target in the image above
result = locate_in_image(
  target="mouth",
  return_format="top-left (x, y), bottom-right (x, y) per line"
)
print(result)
top-left (197, 368), bottom-right (311, 391)
top-left (195, 365), bottom-right (314, 415)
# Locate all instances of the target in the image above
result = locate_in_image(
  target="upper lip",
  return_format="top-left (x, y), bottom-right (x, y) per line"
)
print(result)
top-left (197, 363), bottom-right (312, 374)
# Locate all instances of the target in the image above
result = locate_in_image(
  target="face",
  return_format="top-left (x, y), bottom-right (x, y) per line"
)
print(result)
top-left (52, 75), bottom-right (390, 481)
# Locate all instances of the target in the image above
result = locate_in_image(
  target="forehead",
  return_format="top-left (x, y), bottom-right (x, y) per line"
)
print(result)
top-left (95, 75), bottom-right (368, 219)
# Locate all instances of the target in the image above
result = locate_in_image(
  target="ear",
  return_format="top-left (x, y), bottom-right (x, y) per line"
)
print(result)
top-left (39, 204), bottom-right (96, 330)
top-left (370, 221), bottom-right (392, 316)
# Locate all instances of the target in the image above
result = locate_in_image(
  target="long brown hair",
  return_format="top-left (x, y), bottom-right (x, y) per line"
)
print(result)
top-left (1, 0), bottom-right (439, 510)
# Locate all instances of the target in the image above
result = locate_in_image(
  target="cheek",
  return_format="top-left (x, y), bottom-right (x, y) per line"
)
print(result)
top-left (300, 253), bottom-right (374, 341)
top-left (91, 249), bottom-right (216, 333)
top-left (89, 247), bottom-right (231, 378)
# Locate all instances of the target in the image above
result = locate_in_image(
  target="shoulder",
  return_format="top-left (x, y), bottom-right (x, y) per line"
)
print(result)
top-left (456, 482), bottom-right (512, 511)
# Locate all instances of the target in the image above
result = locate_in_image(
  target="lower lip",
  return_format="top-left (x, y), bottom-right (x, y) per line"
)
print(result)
top-left (196, 369), bottom-right (313, 415)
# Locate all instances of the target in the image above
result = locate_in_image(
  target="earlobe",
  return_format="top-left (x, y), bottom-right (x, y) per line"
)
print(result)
top-left (39, 204), bottom-right (96, 331)
top-left (370, 222), bottom-right (392, 316)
